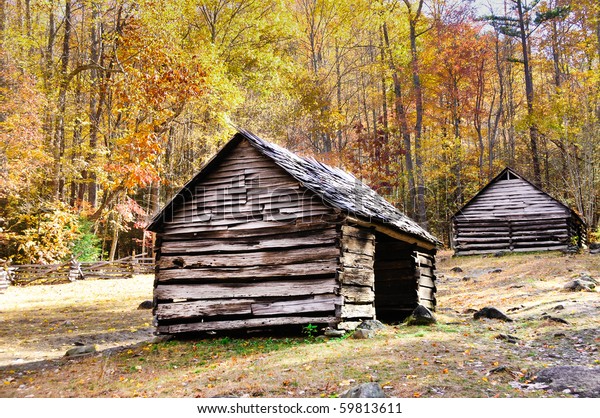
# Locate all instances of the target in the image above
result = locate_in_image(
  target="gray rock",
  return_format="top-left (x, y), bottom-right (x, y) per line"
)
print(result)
top-left (137, 300), bottom-right (153, 309)
top-left (473, 307), bottom-right (513, 322)
top-left (65, 345), bottom-right (96, 357)
top-left (534, 366), bottom-right (600, 397)
top-left (324, 329), bottom-right (346, 338)
top-left (357, 320), bottom-right (385, 331)
top-left (541, 315), bottom-right (569, 325)
top-left (494, 334), bottom-right (520, 344)
top-left (405, 305), bottom-right (437, 326)
top-left (450, 266), bottom-right (463, 273)
top-left (339, 383), bottom-right (387, 398)
top-left (563, 279), bottom-right (595, 292)
top-left (352, 329), bottom-right (374, 339)
top-left (490, 268), bottom-right (503, 273)
top-left (578, 274), bottom-right (598, 285)
top-left (149, 335), bottom-right (172, 344)
top-left (494, 251), bottom-right (507, 257)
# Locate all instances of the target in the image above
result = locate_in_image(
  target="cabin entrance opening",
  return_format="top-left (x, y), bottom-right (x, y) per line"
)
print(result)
top-left (373, 232), bottom-right (419, 322)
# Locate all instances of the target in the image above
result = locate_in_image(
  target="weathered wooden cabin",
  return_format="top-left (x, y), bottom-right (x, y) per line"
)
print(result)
top-left (147, 129), bottom-right (440, 335)
top-left (452, 167), bottom-right (586, 256)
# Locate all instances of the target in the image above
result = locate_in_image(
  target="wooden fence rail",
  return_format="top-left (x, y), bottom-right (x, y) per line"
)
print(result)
top-left (3, 253), bottom-right (154, 287)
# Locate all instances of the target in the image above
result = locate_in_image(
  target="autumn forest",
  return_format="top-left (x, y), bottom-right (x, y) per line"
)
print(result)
top-left (0, 0), bottom-right (599, 263)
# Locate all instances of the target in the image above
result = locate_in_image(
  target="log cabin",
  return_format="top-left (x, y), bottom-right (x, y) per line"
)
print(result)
top-left (146, 129), bottom-right (441, 335)
top-left (452, 167), bottom-right (587, 256)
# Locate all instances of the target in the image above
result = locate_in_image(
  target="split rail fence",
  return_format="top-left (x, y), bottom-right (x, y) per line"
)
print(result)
top-left (0, 253), bottom-right (154, 288)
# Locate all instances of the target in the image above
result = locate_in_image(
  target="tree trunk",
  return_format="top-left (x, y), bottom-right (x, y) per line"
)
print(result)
top-left (516, 0), bottom-right (541, 186)
top-left (405, 0), bottom-right (428, 228)
top-left (87, 2), bottom-right (101, 207)
top-left (382, 22), bottom-right (416, 218)
top-left (54, 0), bottom-right (72, 200)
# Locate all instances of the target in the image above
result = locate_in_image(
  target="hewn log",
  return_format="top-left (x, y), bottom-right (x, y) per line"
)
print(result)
top-left (155, 277), bottom-right (337, 300)
top-left (251, 294), bottom-right (341, 316)
top-left (157, 259), bottom-right (339, 281)
top-left (340, 286), bottom-right (374, 303)
top-left (338, 268), bottom-right (374, 287)
top-left (339, 303), bottom-right (375, 319)
top-left (158, 316), bottom-right (337, 333)
top-left (159, 246), bottom-right (340, 269)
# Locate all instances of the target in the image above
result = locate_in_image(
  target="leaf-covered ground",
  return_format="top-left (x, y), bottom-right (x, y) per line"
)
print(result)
top-left (0, 252), bottom-right (598, 398)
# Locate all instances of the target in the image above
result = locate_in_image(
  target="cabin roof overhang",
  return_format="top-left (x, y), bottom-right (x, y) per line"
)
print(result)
top-left (451, 167), bottom-right (586, 226)
top-left (147, 128), bottom-right (440, 247)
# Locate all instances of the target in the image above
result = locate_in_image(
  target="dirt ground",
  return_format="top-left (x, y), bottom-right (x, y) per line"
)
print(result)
top-left (0, 275), bottom-right (155, 367)
top-left (0, 251), bottom-right (598, 397)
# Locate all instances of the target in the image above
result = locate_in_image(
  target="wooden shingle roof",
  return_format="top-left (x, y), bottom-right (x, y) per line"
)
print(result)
top-left (148, 129), bottom-right (440, 246)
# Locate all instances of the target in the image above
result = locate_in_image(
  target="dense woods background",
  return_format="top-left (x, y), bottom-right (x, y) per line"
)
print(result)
top-left (0, 0), bottom-right (598, 263)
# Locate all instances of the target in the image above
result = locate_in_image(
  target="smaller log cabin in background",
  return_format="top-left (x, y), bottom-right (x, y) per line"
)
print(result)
top-left (452, 167), bottom-right (587, 256)
top-left (147, 129), bottom-right (441, 335)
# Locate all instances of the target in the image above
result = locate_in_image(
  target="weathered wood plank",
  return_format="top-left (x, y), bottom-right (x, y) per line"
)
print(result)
top-left (340, 286), bottom-right (374, 303)
top-left (338, 268), bottom-right (374, 287)
top-left (155, 277), bottom-right (338, 300)
top-left (341, 236), bottom-right (375, 255)
top-left (340, 252), bottom-right (373, 269)
top-left (159, 246), bottom-right (340, 269)
top-left (157, 259), bottom-right (339, 281)
top-left (251, 294), bottom-right (341, 316)
top-left (158, 218), bottom-right (341, 240)
top-left (158, 316), bottom-right (338, 333)
top-left (157, 299), bottom-right (253, 320)
top-left (161, 231), bottom-right (338, 254)
top-left (339, 304), bottom-right (375, 319)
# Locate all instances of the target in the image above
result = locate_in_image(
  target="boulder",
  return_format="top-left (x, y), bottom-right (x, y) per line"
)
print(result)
top-left (405, 305), bottom-right (437, 326)
top-left (339, 383), bottom-right (386, 398)
top-left (533, 366), bottom-right (600, 397)
top-left (65, 345), bottom-right (97, 357)
top-left (473, 307), bottom-right (513, 322)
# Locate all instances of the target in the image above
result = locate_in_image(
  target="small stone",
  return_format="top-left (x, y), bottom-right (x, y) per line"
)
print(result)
top-left (65, 345), bottom-right (96, 357)
top-left (324, 329), bottom-right (346, 338)
top-left (137, 300), bottom-right (153, 310)
top-left (554, 333), bottom-right (566, 338)
top-left (149, 335), bottom-right (172, 344)
top-left (62, 320), bottom-right (74, 327)
top-left (339, 383), bottom-right (386, 398)
top-left (405, 305), bottom-right (437, 326)
top-left (473, 307), bottom-right (513, 322)
top-left (352, 329), bottom-right (374, 339)
top-left (490, 268), bottom-right (503, 273)
top-left (541, 315), bottom-right (569, 325)
top-left (494, 251), bottom-right (507, 257)
top-left (461, 276), bottom-right (471, 281)
top-left (357, 320), bottom-right (385, 331)
top-left (450, 267), bottom-right (463, 273)
top-left (553, 304), bottom-right (565, 311)
top-left (563, 279), bottom-right (594, 292)
top-left (495, 334), bottom-right (520, 344)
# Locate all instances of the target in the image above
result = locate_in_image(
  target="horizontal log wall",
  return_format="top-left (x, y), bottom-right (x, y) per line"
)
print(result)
top-left (155, 140), bottom-right (342, 334)
top-left (453, 177), bottom-right (575, 255)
